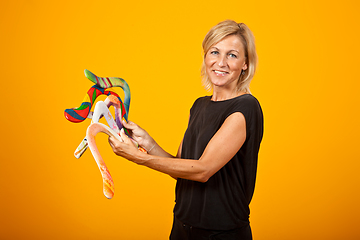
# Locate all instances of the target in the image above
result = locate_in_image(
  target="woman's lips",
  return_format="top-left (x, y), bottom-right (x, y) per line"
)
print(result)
top-left (213, 70), bottom-right (228, 76)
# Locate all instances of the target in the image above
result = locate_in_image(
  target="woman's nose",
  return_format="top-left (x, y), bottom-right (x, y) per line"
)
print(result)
top-left (217, 55), bottom-right (227, 67)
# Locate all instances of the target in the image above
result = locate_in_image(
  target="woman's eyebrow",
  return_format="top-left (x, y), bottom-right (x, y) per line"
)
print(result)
top-left (210, 47), bottom-right (240, 53)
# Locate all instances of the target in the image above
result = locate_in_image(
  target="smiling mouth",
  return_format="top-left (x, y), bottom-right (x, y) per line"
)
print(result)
top-left (213, 70), bottom-right (228, 76)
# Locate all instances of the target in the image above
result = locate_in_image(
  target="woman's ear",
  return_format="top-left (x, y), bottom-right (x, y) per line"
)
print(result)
top-left (242, 63), bottom-right (248, 71)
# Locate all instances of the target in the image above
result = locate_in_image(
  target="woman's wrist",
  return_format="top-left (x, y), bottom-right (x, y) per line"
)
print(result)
top-left (146, 143), bottom-right (156, 153)
top-left (143, 138), bottom-right (156, 153)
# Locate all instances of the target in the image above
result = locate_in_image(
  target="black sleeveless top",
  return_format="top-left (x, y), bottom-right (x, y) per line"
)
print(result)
top-left (174, 94), bottom-right (264, 230)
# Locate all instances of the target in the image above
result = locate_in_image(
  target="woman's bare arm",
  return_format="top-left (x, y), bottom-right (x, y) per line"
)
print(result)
top-left (108, 112), bottom-right (246, 182)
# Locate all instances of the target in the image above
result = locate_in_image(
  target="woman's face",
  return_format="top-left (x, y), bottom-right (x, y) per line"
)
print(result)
top-left (205, 35), bottom-right (247, 90)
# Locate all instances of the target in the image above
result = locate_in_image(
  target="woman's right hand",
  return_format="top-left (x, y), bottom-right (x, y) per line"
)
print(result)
top-left (122, 120), bottom-right (155, 151)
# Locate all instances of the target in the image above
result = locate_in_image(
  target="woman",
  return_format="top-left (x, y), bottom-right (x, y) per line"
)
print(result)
top-left (108, 20), bottom-right (263, 240)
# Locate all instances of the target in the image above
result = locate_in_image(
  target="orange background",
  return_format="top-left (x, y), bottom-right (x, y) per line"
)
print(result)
top-left (1, 0), bottom-right (359, 239)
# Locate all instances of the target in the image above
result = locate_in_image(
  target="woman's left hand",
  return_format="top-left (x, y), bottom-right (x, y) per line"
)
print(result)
top-left (108, 129), bottom-right (145, 164)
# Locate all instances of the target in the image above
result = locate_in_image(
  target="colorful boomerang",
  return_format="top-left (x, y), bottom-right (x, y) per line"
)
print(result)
top-left (64, 69), bottom-right (130, 123)
top-left (84, 97), bottom-right (122, 199)
top-left (84, 69), bottom-right (130, 121)
top-left (86, 122), bottom-right (122, 199)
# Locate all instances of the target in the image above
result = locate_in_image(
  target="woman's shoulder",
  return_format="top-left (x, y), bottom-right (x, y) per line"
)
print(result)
top-left (237, 93), bottom-right (259, 101)
top-left (229, 94), bottom-right (263, 118)
top-left (192, 95), bottom-right (211, 106)
top-left (196, 95), bottom-right (212, 102)
top-left (189, 96), bottom-right (211, 115)
top-left (237, 94), bottom-right (261, 106)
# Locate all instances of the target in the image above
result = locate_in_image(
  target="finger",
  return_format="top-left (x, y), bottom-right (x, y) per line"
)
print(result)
top-left (122, 120), bottom-right (135, 129)
top-left (109, 134), bottom-right (123, 145)
top-left (120, 128), bottom-right (131, 143)
top-left (108, 136), bottom-right (115, 147)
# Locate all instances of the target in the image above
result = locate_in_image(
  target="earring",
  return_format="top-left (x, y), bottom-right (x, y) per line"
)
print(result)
top-left (241, 70), bottom-right (246, 75)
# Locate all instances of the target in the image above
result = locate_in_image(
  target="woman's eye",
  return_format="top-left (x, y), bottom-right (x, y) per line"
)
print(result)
top-left (210, 51), bottom-right (219, 55)
top-left (229, 53), bottom-right (237, 58)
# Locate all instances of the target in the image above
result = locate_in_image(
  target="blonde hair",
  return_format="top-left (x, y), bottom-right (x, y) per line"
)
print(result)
top-left (201, 20), bottom-right (258, 93)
